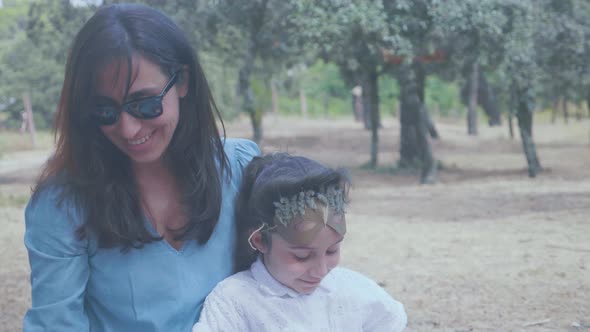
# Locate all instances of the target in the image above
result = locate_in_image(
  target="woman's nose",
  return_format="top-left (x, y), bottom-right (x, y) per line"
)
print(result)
top-left (116, 112), bottom-right (142, 139)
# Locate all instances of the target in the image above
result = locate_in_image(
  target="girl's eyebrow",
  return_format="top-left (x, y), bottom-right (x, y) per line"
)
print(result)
top-left (289, 246), bottom-right (314, 250)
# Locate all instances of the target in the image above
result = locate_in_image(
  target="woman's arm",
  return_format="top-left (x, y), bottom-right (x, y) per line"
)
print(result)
top-left (23, 188), bottom-right (90, 331)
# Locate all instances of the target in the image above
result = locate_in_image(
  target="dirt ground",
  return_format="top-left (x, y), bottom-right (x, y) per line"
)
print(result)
top-left (1, 114), bottom-right (589, 331)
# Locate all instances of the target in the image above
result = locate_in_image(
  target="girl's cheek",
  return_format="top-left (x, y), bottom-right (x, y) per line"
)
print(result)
top-left (328, 252), bottom-right (341, 268)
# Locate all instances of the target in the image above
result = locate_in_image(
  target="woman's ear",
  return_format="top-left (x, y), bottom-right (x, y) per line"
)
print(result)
top-left (250, 231), bottom-right (269, 254)
top-left (176, 66), bottom-right (190, 98)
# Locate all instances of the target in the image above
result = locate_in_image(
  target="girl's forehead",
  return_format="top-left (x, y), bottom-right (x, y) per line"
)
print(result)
top-left (272, 218), bottom-right (345, 250)
top-left (273, 206), bottom-right (346, 248)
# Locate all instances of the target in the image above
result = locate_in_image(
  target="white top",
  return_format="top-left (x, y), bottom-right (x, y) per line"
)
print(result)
top-left (192, 258), bottom-right (407, 332)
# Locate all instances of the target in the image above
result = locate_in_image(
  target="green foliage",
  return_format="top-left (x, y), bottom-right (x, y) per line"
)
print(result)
top-left (433, 0), bottom-right (507, 68)
top-left (251, 77), bottom-right (272, 114)
top-left (1, 0), bottom-right (589, 132)
top-left (424, 76), bottom-right (461, 116)
top-left (303, 61), bottom-right (349, 100)
top-left (274, 60), bottom-right (353, 117)
top-left (0, 0), bottom-right (93, 129)
top-left (199, 50), bottom-right (241, 120)
top-left (296, 0), bottom-right (397, 78)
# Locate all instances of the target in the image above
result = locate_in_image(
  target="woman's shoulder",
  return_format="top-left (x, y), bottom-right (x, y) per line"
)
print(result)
top-left (27, 180), bottom-right (81, 222)
top-left (221, 138), bottom-right (260, 183)
top-left (222, 138), bottom-right (259, 162)
top-left (25, 180), bottom-right (88, 254)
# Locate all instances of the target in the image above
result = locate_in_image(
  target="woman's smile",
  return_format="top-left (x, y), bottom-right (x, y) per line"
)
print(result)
top-left (128, 131), bottom-right (154, 146)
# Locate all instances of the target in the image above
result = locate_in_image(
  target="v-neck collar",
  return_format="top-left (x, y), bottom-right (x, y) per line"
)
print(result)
top-left (142, 215), bottom-right (188, 254)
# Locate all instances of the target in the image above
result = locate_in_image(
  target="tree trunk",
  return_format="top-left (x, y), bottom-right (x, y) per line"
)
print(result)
top-left (480, 74), bottom-right (501, 126)
top-left (354, 94), bottom-right (363, 122)
top-left (417, 103), bottom-right (437, 184)
top-left (515, 84), bottom-right (541, 177)
top-left (363, 67), bottom-right (380, 168)
top-left (22, 93), bottom-right (37, 148)
top-left (238, 45), bottom-right (262, 144)
top-left (322, 94), bottom-right (330, 118)
top-left (433, 103), bottom-right (440, 119)
top-left (351, 95), bottom-right (357, 121)
top-left (508, 88), bottom-right (516, 139)
top-left (551, 98), bottom-right (559, 124)
top-left (361, 82), bottom-right (372, 130)
top-left (351, 85), bottom-right (363, 122)
top-left (576, 103), bottom-right (583, 121)
top-left (563, 96), bottom-right (569, 124)
top-left (414, 64), bottom-right (439, 139)
top-left (398, 65), bottom-right (436, 183)
top-left (299, 88), bottom-right (308, 119)
top-left (399, 100), bottom-right (419, 167)
top-left (467, 62), bottom-right (479, 135)
top-left (508, 111), bottom-right (514, 139)
top-left (270, 79), bottom-right (278, 113)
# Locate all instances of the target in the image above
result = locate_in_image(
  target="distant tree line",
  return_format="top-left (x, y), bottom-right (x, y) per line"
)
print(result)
top-left (1, 0), bottom-right (589, 181)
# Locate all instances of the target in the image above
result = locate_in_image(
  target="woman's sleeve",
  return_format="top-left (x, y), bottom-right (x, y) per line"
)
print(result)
top-left (232, 138), bottom-right (260, 172)
top-left (23, 188), bottom-right (90, 331)
top-left (191, 286), bottom-right (248, 332)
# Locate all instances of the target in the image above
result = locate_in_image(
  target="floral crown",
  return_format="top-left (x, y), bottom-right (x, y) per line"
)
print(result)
top-left (273, 185), bottom-right (346, 227)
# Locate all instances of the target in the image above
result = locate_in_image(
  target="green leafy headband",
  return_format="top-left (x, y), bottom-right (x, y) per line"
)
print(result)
top-left (273, 185), bottom-right (346, 227)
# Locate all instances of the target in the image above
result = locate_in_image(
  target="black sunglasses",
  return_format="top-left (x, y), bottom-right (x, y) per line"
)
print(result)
top-left (92, 71), bottom-right (180, 126)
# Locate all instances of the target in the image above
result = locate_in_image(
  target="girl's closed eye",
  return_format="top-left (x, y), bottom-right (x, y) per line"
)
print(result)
top-left (293, 251), bottom-right (312, 261)
top-left (326, 247), bottom-right (340, 255)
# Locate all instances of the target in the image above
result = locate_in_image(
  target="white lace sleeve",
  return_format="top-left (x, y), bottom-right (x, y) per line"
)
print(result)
top-left (335, 268), bottom-right (408, 332)
top-left (361, 292), bottom-right (408, 332)
top-left (191, 285), bottom-right (248, 332)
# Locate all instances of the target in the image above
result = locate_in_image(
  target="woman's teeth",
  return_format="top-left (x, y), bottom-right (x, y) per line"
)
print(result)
top-left (129, 133), bottom-right (152, 145)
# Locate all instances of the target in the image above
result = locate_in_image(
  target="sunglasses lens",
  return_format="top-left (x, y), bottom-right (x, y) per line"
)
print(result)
top-left (126, 98), bottom-right (163, 119)
top-left (94, 106), bottom-right (119, 126)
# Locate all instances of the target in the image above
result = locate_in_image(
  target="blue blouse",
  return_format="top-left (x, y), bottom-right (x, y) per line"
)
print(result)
top-left (23, 138), bottom-right (259, 332)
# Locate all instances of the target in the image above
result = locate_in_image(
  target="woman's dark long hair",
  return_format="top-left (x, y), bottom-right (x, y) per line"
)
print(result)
top-left (33, 4), bottom-right (229, 249)
top-left (234, 153), bottom-right (350, 272)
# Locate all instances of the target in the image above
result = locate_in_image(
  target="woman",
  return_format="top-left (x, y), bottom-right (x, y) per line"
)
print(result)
top-left (23, 4), bottom-right (258, 331)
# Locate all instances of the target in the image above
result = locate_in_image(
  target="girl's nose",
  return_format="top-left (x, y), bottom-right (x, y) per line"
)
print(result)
top-left (117, 112), bottom-right (142, 139)
top-left (309, 257), bottom-right (329, 279)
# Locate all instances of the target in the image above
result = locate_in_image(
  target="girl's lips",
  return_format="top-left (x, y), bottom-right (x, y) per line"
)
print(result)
top-left (300, 279), bottom-right (321, 285)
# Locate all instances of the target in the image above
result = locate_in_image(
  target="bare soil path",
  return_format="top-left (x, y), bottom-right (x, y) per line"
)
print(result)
top-left (1, 115), bottom-right (589, 331)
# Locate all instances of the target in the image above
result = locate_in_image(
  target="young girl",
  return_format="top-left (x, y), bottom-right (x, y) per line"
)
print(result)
top-left (192, 153), bottom-right (408, 331)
